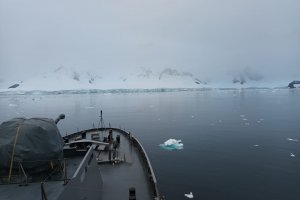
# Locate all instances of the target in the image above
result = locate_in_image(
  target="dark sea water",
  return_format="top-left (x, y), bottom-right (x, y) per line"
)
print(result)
top-left (1, 89), bottom-right (300, 200)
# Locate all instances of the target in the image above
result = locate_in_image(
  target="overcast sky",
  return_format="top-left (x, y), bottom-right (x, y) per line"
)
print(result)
top-left (0, 0), bottom-right (299, 82)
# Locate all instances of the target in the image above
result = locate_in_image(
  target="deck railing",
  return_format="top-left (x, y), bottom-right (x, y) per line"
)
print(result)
top-left (18, 162), bottom-right (28, 186)
top-left (129, 134), bottom-right (160, 199)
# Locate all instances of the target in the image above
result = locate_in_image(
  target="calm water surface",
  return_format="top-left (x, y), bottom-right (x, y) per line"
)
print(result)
top-left (1, 89), bottom-right (300, 200)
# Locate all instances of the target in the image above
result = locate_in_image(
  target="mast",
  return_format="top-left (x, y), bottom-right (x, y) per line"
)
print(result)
top-left (98, 110), bottom-right (104, 129)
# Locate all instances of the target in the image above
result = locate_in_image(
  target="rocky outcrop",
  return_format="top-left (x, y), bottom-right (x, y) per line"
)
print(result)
top-left (288, 80), bottom-right (300, 88)
top-left (233, 74), bottom-right (246, 85)
top-left (194, 78), bottom-right (207, 85)
top-left (158, 68), bottom-right (206, 85)
top-left (158, 68), bottom-right (193, 80)
top-left (8, 84), bottom-right (20, 89)
top-left (72, 72), bottom-right (80, 81)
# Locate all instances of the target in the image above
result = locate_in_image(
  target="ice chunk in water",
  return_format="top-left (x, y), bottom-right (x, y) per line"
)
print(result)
top-left (85, 106), bottom-right (95, 109)
top-left (159, 139), bottom-right (184, 150)
top-left (287, 138), bottom-right (298, 142)
top-left (184, 192), bottom-right (194, 198)
top-left (290, 153), bottom-right (295, 157)
top-left (164, 139), bottom-right (182, 146)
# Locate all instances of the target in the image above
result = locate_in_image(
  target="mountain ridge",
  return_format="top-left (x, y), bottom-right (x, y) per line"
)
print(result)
top-left (0, 66), bottom-right (294, 91)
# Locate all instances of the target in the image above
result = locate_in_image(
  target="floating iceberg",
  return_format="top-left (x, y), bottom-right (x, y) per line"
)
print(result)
top-left (184, 192), bottom-right (194, 198)
top-left (290, 153), bottom-right (295, 157)
top-left (287, 138), bottom-right (298, 142)
top-left (159, 139), bottom-right (184, 150)
top-left (85, 106), bottom-right (95, 109)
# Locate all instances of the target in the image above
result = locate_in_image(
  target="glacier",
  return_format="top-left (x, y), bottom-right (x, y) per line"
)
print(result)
top-left (0, 66), bottom-right (295, 94)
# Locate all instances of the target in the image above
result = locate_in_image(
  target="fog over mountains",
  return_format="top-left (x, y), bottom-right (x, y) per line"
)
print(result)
top-left (1, 0), bottom-right (299, 91)
top-left (0, 66), bottom-right (293, 91)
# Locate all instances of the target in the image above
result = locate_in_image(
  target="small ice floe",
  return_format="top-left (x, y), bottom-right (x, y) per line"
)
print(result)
top-left (85, 106), bottom-right (95, 109)
top-left (253, 144), bottom-right (259, 147)
top-left (8, 103), bottom-right (18, 107)
top-left (260, 118), bottom-right (264, 121)
top-left (191, 115), bottom-right (195, 118)
top-left (245, 122), bottom-right (250, 126)
top-left (157, 118), bottom-right (161, 121)
top-left (287, 138), bottom-right (298, 142)
top-left (210, 123), bottom-right (215, 126)
top-left (290, 153), bottom-right (295, 157)
top-left (240, 114), bottom-right (245, 118)
top-left (184, 192), bottom-right (194, 199)
top-left (218, 119), bottom-right (222, 123)
top-left (257, 120), bottom-right (261, 123)
top-left (243, 118), bottom-right (248, 121)
top-left (32, 97), bottom-right (42, 101)
top-left (159, 139), bottom-right (184, 150)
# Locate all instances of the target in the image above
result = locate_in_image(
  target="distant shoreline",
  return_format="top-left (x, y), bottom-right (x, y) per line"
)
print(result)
top-left (0, 87), bottom-right (291, 95)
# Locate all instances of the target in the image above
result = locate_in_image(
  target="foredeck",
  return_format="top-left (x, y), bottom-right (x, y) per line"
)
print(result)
top-left (67, 128), bottom-right (159, 200)
top-left (0, 128), bottom-right (160, 200)
top-left (97, 130), bottom-right (154, 200)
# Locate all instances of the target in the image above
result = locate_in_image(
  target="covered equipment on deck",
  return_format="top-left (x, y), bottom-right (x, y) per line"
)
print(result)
top-left (0, 118), bottom-right (64, 175)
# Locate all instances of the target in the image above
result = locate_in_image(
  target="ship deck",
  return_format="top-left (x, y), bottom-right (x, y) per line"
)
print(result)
top-left (68, 129), bottom-right (157, 200)
top-left (0, 128), bottom-right (160, 200)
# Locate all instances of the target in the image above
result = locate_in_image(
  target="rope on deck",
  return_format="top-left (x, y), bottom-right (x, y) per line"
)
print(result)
top-left (8, 126), bottom-right (21, 182)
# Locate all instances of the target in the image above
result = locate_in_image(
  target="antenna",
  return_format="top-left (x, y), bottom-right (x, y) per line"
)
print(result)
top-left (97, 110), bottom-right (105, 141)
top-left (98, 110), bottom-right (105, 129)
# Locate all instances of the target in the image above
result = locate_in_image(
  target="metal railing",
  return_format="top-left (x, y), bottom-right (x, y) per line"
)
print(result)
top-left (18, 162), bottom-right (28, 186)
top-left (41, 182), bottom-right (48, 200)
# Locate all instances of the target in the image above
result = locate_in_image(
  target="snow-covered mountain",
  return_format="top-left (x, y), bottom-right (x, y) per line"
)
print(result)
top-left (0, 66), bottom-right (291, 92)
top-left (1, 67), bottom-right (206, 91)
